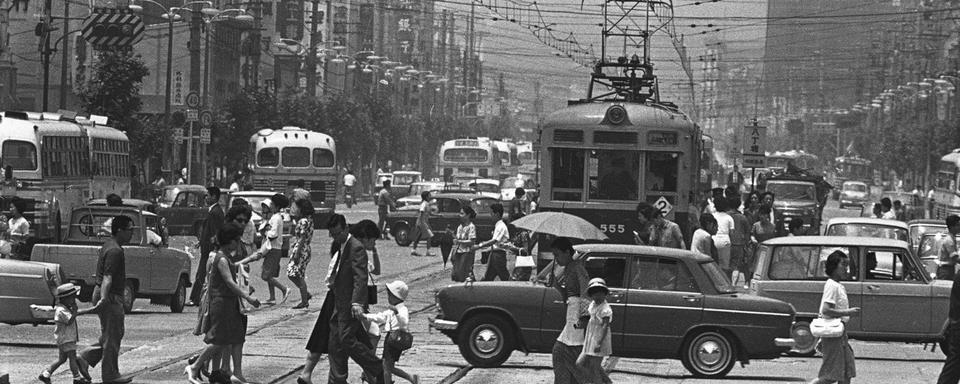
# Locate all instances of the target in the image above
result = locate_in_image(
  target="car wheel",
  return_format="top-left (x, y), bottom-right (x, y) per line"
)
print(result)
top-left (681, 330), bottom-right (736, 378)
top-left (788, 321), bottom-right (818, 357)
top-left (457, 313), bottom-right (515, 367)
top-left (122, 281), bottom-right (136, 314)
top-left (393, 225), bottom-right (412, 247)
top-left (169, 277), bottom-right (187, 313)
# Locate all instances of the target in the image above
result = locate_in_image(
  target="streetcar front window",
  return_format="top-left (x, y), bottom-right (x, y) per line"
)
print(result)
top-left (646, 152), bottom-right (678, 192)
top-left (282, 147), bottom-right (311, 167)
top-left (312, 148), bottom-right (335, 168)
top-left (938, 162), bottom-right (956, 190)
top-left (257, 148), bottom-right (280, 167)
top-left (551, 148), bottom-right (584, 201)
top-left (2, 140), bottom-right (37, 171)
top-left (589, 150), bottom-right (639, 201)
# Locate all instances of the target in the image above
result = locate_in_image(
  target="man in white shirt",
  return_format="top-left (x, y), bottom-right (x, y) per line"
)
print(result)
top-left (880, 197), bottom-right (897, 220)
top-left (691, 214), bottom-right (717, 258)
top-left (477, 203), bottom-right (517, 281)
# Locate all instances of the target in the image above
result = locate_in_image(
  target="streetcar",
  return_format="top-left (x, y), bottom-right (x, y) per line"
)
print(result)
top-left (248, 126), bottom-right (337, 224)
top-left (932, 148), bottom-right (960, 219)
top-left (437, 138), bottom-right (501, 183)
top-left (0, 111), bottom-right (133, 242)
top-left (830, 155), bottom-right (873, 199)
top-left (767, 150), bottom-right (820, 173)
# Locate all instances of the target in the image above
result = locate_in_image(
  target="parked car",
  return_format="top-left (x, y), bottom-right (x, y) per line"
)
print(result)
top-left (750, 236), bottom-right (949, 356)
top-left (838, 181), bottom-right (869, 209)
top-left (387, 193), bottom-right (499, 247)
top-left (0, 258), bottom-right (64, 324)
top-left (466, 178), bottom-right (502, 199)
top-left (823, 217), bottom-right (909, 241)
top-left (30, 206), bottom-right (193, 313)
top-left (908, 219), bottom-right (947, 254)
top-left (395, 181), bottom-right (448, 210)
top-left (430, 244), bottom-right (795, 378)
top-left (917, 233), bottom-right (953, 279)
top-left (155, 184), bottom-right (214, 235)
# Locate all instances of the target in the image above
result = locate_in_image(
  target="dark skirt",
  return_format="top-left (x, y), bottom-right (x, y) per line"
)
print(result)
top-left (818, 330), bottom-right (856, 381)
top-left (204, 295), bottom-right (246, 345)
top-left (305, 291), bottom-right (336, 354)
top-left (261, 249), bottom-right (282, 279)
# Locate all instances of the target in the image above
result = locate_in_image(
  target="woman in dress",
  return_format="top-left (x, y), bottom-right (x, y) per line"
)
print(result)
top-left (186, 223), bottom-right (261, 384)
top-left (711, 198), bottom-right (735, 277)
top-left (810, 250), bottom-right (860, 384)
top-left (450, 206), bottom-right (477, 282)
top-left (287, 199), bottom-right (315, 309)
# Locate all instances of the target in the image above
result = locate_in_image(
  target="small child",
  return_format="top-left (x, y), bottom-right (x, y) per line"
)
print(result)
top-left (363, 281), bottom-right (420, 384)
top-left (37, 283), bottom-right (92, 384)
top-left (577, 278), bottom-right (613, 384)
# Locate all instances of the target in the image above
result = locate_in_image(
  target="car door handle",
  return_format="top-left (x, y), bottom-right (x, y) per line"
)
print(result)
top-left (682, 295), bottom-right (702, 302)
top-left (867, 285), bottom-right (880, 290)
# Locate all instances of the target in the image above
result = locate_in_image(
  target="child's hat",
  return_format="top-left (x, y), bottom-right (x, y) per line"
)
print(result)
top-left (56, 283), bottom-right (80, 298)
top-left (586, 277), bottom-right (609, 295)
top-left (386, 280), bottom-right (408, 301)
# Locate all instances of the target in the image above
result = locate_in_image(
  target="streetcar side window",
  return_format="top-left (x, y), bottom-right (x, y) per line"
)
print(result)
top-left (588, 150), bottom-right (639, 201)
top-left (646, 152), bottom-right (678, 192)
top-left (551, 148), bottom-right (584, 201)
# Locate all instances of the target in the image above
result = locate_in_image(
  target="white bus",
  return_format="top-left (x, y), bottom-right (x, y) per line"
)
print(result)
top-left (438, 138), bottom-right (501, 183)
top-left (492, 139), bottom-right (520, 180)
top-left (248, 126), bottom-right (337, 223)
top-left (933, 149), bottom-right (960, 219)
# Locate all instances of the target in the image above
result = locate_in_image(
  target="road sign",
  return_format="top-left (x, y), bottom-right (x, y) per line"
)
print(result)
top-left (199, 110), bottom-right (214, 128)
top-left (81, 8), bottom-right (144, 49)
top-left (173, 128), bottom-right (184, 143)
top-left (172, 71), bottom-right (184, 106)
top-left (653, 196), bottom-right (673, 217)
top-left (742, 124), bottom-right (767, 168)
top-left (185, 92), bottom-right (201, 109)
top-left (186, 109), bottom-right (198, 122)
top-left (200, 128), bottom-right (211, 144)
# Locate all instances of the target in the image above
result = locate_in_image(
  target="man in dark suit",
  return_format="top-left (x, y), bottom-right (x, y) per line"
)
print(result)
top-left (328, 220), bottom-right (384, 384)
top-left (189, 186), bottom-right (225, 305)
top-left (761, 191), bottom-right (787, 236)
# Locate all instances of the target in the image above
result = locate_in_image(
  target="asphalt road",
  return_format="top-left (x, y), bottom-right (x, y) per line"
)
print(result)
top-left (0, 200), bottom-right (949, 383)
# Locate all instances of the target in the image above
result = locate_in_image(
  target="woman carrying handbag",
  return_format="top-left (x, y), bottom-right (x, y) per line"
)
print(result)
top-left (810, 251), bottom-right (860, 384)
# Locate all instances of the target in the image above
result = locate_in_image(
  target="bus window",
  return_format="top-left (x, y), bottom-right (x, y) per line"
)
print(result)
top-left (646, 152), bottom-right (678, 192)
top-left (552, 148), bottom-right (584, 201)
top-left (3, 140), bottom-right (37, 170)
top-left (282, 147), bottom-right (311, 167)
top-left (588, 150), bottom-right (639, 201)
top-left (938, 162), bottom-right (956, 190)
top-left (313, 148), bottom-right (335, 167)
top-left (257, 147), bottom-right (280, 167)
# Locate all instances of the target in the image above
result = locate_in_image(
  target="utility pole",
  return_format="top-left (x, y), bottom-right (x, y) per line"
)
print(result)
top-left (58, 0), bottom-right (69, 109)
top-left (188, 6), bottom-right (202, 184)
top-left (40, 0), bottom-right (52, 111)
top-left (306, 0), bottom-right (319, 97)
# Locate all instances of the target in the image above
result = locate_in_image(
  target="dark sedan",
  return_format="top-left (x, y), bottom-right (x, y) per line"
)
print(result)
top-left (386, 193), bottom-right (499, 247)
top-left (429, 244), bottom-right (796, 378)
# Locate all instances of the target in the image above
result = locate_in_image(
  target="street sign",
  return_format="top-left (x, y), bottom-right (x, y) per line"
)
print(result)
top-left (185, 92), bottom-right (201, 109)
top-left (200, 128), bottom-right (212, 144)
top-left (173, 128), bottom-right (184, 143)
top-left (186, 109), bottom-right (198, 122)
top-left (653, 196), bottom-right (673, 217)
top-left (199, 110), bottom-right (213, 128)
top-left (81, 8), bottom-right (144, 49)
top-left (742, 124), bottom-right (767, 168)
top-left (172, 71), bottom-right (184, 106)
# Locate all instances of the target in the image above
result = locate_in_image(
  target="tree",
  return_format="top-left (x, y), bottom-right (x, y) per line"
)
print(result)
top-left (77, 49), bottom-right (155, 162)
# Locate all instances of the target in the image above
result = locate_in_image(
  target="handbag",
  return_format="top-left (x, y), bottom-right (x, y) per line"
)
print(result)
top-left (810, 317), bottom-right (844, 338)
top-left (514, 250), bottom-right (535, 268)
top-left (480, 251), bottom-right (490, 264)
top-left (386, 329), bottom-right (414, 351)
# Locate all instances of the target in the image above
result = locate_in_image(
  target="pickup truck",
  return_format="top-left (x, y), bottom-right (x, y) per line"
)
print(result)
top-left (30, 206), bottom-right (192, 313)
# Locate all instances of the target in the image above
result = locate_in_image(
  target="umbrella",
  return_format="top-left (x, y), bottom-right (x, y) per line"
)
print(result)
top-left (511, 212), bottom-right (608, 240)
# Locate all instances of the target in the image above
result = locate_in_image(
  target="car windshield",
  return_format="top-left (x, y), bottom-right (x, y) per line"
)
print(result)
top-left (470, 183), bottom-right (499, 193)
top-left (825, 223), bottom-right (908, 241)
top-left (159, 189), bottom-right (178, 205)
top-left (701, 261), bottom-right (736, 293)
top-left (911, 225), bottom-right (947, 245)
top-left (766, 181), bottom-right (816, 201)
top-left (843, 183), bottom-right (867, 192)
top-left (918, 234), bottom-right (949, 259)
top-left (232, 195), bottom-right (271, 214)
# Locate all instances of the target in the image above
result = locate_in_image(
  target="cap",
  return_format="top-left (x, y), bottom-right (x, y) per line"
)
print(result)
top-left (386, 280), bottom-right (409, 301)
top-left (586, 277), bottom-right (609, 295)
top-left (56, 283), bottom-right (80, 299)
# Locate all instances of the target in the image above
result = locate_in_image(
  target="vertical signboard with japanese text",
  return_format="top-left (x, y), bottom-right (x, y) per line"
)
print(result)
top-left (742, 124), bottom-right (767, 168)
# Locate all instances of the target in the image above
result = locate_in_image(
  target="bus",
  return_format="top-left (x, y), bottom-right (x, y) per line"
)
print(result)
top-left (438, 138), bottom-right (501, 183)
top-left (830, 156), bottom-right (873, 199)
top-left (539, 102), bottom-right (702, 259)
top-left (767, 150), bottom-right (820, 173)
top-left (517, 141), bottom-right (537, 184)
top-left (933, 149), bottom-right (960, 219)
top-left (248, 126), bottom-right (337, 223)
top-left (0, 111), bottom-right (132, 242)
top-left (491, 139), bottom-right (519, 180)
